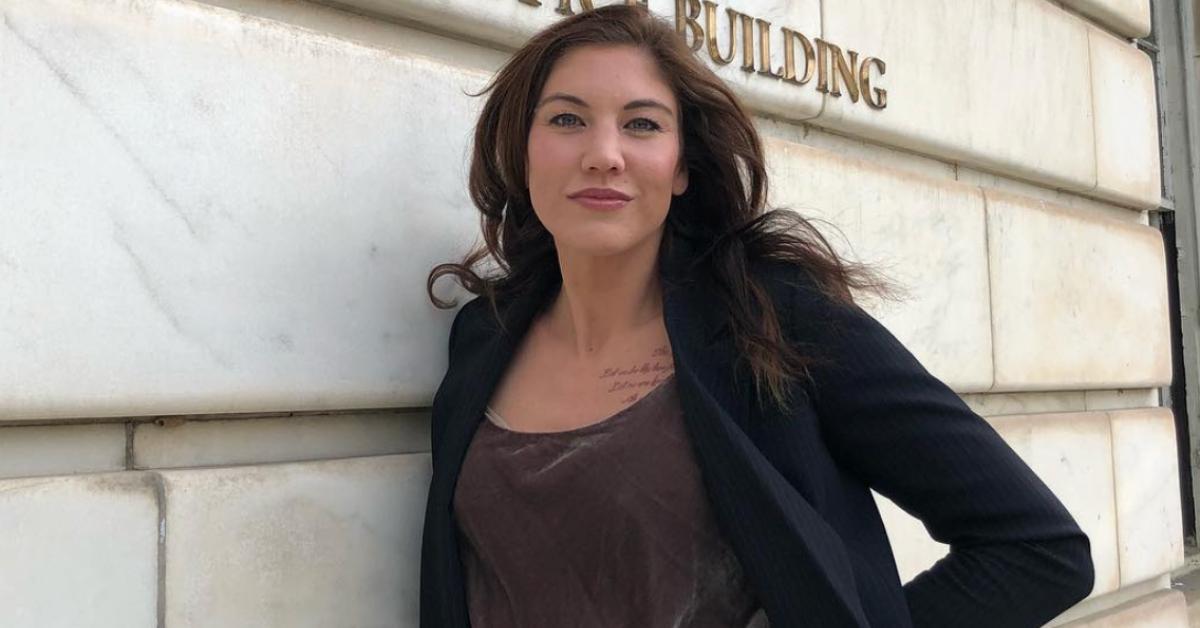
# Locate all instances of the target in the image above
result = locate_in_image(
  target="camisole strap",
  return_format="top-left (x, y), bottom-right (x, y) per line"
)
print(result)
top-left (483, 406), bottom-right (511, 429)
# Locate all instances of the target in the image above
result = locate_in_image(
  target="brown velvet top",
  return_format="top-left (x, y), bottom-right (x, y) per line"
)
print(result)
top-left (452, 373), bottom-right (769, 628)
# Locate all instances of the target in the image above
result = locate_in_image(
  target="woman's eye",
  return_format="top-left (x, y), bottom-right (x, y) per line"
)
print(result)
top-left (628, 118), bottom-right (663, 132)
top-left (549, 113), bottom-right (581, 127)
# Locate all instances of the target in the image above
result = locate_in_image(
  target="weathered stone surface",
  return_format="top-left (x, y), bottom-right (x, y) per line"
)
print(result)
top-left (0, 0), bottom-right (485, 420)
top-left (0, 423), bottom-right (126, 479)
top-left (1057, 589), bottom-right (1187, 627)
top-left (1059, 0), bottom-right (1152, 38)
top-left (1110, 408), bottom-right (1185, 586)
top-left (986, 190), bottom-right (1171, 390)
top-left (1088, 27), bottom-right (1161, 208)
top-left (160, 454), bottom-right (430, 627)
top-left (962, 390), bottom-right (1089, 417)
top-left (1083, 389), bottom-right (1160, 411)
top-left (133, 411), bottom-right (431, 469)
top-left (0, 472), bottom-right (159, 628)
top-left (819, 0), bottom-right (1096, 194)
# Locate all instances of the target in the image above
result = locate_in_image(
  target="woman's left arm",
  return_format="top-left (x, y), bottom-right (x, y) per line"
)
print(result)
top-left (788, 279), bottom-right (1095, 628)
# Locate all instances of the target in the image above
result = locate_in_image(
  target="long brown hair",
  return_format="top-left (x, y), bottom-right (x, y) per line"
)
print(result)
top-left (427, 3), bottom-right (902, 413)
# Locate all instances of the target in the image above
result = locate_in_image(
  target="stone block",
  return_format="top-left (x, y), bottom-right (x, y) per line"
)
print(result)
top-left (1057, 589), bottom-right (1187, 627)
top-left (159, 454), bottom-right (431, 628)
top-left (0, 423), bottom-right (126, 478)
top-left (1084, 389), bottom-right (1159, 411)
top-left (1059, 0), bottom-right (1152, 38)
top-left (961, 390), bottom-right (1088, 418)
top-left (0, 0), bottom-right (487, 419)
top-left (986, 190), bottom-right (1171, 391)
top-left (1089, 27), bottom-right (1162, 209)
top-left (0, 472), bottom-right (159, 628)
top-left (1110, 408), bottom-right (1185, 585)
top-left (818, 0), bottom-right (1097, 193)
top-left (133, 411), bottom-right (431, 469)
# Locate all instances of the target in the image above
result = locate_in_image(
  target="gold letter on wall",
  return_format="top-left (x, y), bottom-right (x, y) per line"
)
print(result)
top-left (738, 13), bottom-right (756, 72)
top-left (675, 0), bottom-right (703, 53)
top-left (703, 1), bottom-right (738, 65)
top-left (781, 27), bottom-right (815, 85)
top-left (859, 57), bottom-right (887, 109)
top-left (555, 0), bottom-right (594, 16)
top-left (814, 38), bottom-right (859, 101)
top-left (755, 19), bottom-right (783, 79)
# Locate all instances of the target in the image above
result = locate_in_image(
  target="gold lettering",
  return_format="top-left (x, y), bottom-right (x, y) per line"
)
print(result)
top-left (781, 27), bottom-right (815, 85)
top-left (675, 0), bottom-right (703, 53)
top-left (833, 45), bottom-right (859, 101)
top-left (859, 56), bottom-right (887, 109)
top-left (815, 39), bottom-right (830, 93)
top-left (555, 0), bottom-right (593, 16)
top-left (738, 13), bottom-right (755, 72)
top-left (814, 39), bottom-right (859, 100)
top-left (703, 1), bottom-right (738, 65)
top-left (755, 19), bottom-right (783, 78)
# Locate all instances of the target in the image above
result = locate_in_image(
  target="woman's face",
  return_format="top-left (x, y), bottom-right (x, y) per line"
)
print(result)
top-left (526, 44), bottom-right (688, 261)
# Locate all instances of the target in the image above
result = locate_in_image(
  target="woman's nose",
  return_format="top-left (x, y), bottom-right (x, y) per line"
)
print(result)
top-left (581, 127), bottom-right (625, 173)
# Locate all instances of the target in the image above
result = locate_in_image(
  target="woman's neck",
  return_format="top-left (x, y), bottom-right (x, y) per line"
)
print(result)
top-left (546, 237), bottom-right (664, 360)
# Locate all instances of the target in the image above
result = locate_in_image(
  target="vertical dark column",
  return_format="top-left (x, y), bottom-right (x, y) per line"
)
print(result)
top-left (1160, 211), bottom-right (1196, 540)
top-left (1145, 0), bottom-right (1200, 545)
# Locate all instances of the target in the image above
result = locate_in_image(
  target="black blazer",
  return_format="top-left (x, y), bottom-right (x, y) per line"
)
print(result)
top-left (420, 237), bottom-right (1094, 628)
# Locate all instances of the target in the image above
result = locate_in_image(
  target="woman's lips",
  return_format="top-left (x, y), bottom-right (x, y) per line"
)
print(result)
top-left (571, 196), bottom-right (629, 210)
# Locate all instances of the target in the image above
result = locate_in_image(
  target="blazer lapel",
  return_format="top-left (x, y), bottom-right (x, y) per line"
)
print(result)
top-left (661, 243), bottom-right (871, 626)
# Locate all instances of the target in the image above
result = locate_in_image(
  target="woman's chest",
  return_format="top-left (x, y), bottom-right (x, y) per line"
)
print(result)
top-left (486, 319), bottom-right (677, 433)
top-left (452, 379), bottom-right (765, 627)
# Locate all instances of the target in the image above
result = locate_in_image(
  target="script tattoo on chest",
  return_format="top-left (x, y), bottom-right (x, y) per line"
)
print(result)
top-left (599, 345), bottom-right (675, 404)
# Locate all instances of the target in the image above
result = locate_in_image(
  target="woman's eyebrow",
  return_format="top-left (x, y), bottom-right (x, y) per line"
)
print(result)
top-left (536, 92), bottom-right (674, 116)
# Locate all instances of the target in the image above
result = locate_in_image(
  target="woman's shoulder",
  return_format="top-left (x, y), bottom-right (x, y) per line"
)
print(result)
top-left (746, 258), bottom-right (829, 310)
top-left (444, 295), bottom-right (496, 357)
top-left (452, 293), bottom-right (491, 327)
top-left (744, 258), bottom-right (867, 350)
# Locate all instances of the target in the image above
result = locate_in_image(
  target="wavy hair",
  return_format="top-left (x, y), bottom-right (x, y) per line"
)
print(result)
top-left (427, 3), bottom-right (902, 413)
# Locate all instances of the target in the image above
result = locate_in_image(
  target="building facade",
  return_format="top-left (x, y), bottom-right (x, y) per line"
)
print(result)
top-left (1, 0), bottom-right (1197, 625)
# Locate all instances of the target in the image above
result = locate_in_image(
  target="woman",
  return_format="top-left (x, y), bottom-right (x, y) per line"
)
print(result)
top-left (421, 4), bottom-right (1094, 627)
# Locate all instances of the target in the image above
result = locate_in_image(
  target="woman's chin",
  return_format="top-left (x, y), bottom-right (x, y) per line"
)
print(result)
top-left (555, 233), bottom-right (655, 261)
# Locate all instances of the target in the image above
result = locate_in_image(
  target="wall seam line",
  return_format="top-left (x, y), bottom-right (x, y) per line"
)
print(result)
top-left (981, 187), bottom-right (999, 393)
top-left (1106, 410), bottom-right (1124, 589)
top-left (1084, 27), bottom-right (1103, 195)
top-left (148, 471), bottom-right (167, 628)
top-left (125, 423), bottom-right (135, 470)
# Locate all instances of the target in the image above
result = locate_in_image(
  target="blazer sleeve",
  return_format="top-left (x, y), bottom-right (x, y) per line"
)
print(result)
top-left (786, 278), bottom-right (1095, 628)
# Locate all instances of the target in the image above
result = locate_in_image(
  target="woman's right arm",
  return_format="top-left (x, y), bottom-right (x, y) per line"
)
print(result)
top-left (779, 271), bottom-right (1094, 627)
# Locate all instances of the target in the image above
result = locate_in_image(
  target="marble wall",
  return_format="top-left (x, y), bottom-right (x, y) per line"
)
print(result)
top-left (0, 0), bottom-right (1169, 419)
top-left (0, 0), bottom-right (1183, 625)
